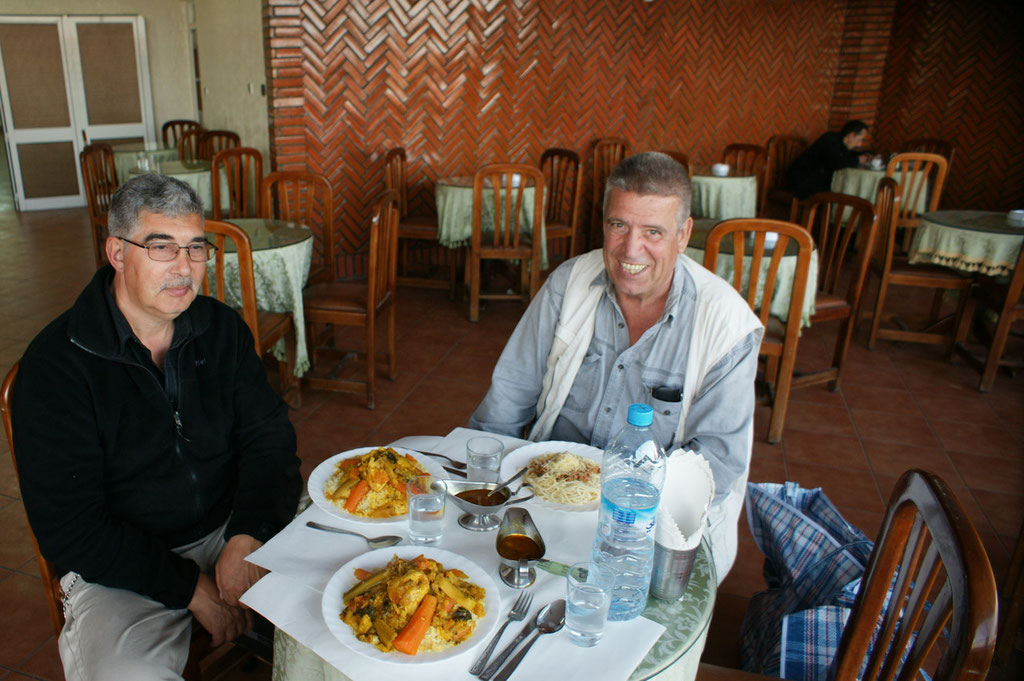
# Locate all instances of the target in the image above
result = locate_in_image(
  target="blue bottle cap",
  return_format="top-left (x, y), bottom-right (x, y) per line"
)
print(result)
top-left (626, 403), bottom-right (653, 427)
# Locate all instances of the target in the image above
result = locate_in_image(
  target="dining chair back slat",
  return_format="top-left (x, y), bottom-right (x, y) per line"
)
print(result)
top-left (212, 147), bottom-right (263, 220)
top-left (80, 142), bottom-right (118, 269)
top-left (261, 171), bottom-right (334, 285)
top-left (722, 143), bottom-right (769, 215)
top-left (885, 152), bottom-right (947, 251)
top-left (590, 138), bottom-right (629, 249)
top-left (764, 135), bottom-right (807, 220)
top-left (199, 130), bottom-right (241, 161)
top-left (540, 148), bottom-right (582, 262)
top-left (177, 128), bottom-right (206, 162)
top-left (161, 119), bottom-right (201, 148)
top-left (662, 150), bottom-right (694, 178)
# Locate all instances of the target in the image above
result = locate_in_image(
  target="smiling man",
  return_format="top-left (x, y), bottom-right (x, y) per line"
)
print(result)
top-left (469, 152), bottom-right (763, 581)
top-left (12, 174), bottom-right (300, 680)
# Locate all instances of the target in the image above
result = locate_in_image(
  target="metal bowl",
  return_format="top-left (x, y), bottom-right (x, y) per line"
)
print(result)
top-left (445, 479), bottom-right (534, 531)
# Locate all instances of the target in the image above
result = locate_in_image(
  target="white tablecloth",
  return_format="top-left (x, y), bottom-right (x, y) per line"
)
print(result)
top-left (691, 175), bottom-right (757, 220)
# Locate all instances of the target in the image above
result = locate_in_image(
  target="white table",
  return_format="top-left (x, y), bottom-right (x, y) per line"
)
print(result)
top-left (110, 141), bottom-right (177, 182)
top-left (909, 211), bottom-right (1024, 277)
top-left (242, 429), bottom-right (716, 681)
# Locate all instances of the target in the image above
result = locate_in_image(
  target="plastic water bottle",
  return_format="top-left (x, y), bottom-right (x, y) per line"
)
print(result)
top-left (590, 403), bottom-right (667, 621)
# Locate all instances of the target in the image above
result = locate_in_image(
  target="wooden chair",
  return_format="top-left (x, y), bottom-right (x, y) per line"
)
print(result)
top-left (904, 137), bottom-right (955, 169)
top-left (589, 137), bottom-right (629, 249)
top-left (722, 143), bottom-right (769, 215)
top-left (540, 147), bottom-right (583, 265)
top-left (886, 152), bottom-right (948, 251)
top-left (79, 143), bottom-right (118, 269)
top-left (703, 219), bottom-right (813, 443)
top-left (695, 469), bottom-right (998, 681)
top-left (468, 164), bottom-right (545, 322)
top-left (995, 522), bottom-right (1024, 666)
top-left (662, 150), bottom-right (694, 178)
top-left (865, 177), bottom-right (972, 351)
top-left (1, 363), bottom-right (217, 680)
top-left (952, 234), bottom-right (1024, 391)
top-left (199, 130), bottom-right (241, 161)
top-left (203, 220), bottom-right (300, 408)
top-left (383, 147), bottom-right (454, 294)
top-left (303, 190), bottom-right (399, 409)
top-left (793, 192), bottom-right (878, 391)
top-left (161, 119), bottom-right (201, 148)
top-left (261, 170), bottom-right (334, 285)
top-left (211, 147), bottom-right (263, 220)
top-left (763, 135), bottom-right (807, 220)
top-left (177, 127), bottom-right (206, 162)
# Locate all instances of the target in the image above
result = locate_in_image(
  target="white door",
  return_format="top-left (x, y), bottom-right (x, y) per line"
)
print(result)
top-left (0, 15), bottom-right (155, 211)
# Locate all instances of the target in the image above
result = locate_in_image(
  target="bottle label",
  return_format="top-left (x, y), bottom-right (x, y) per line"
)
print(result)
top-left (601, 497), bottom-right (658, 535)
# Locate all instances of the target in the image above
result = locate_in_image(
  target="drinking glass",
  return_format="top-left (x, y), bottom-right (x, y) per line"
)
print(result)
top-left (466, 436), bottom-right (503, 482)
top-left (407, 475), bottom-right (446, 545)
top-left (566, 561), bottom-right (613, 647)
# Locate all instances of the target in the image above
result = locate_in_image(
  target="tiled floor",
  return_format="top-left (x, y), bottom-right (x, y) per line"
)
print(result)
top-left (0, 170), bottom-right (1021, 677)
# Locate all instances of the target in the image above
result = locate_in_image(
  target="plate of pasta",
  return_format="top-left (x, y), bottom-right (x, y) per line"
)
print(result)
top-left (500, 441), bottom-right (604, 512)
top-left (321, 546), bottom-right (499, 663)
top-left (308, 446), bottom-right (446, 523)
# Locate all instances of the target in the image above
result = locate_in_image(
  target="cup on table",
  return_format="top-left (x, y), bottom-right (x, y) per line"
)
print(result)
top-left (466, 436), bottom-right (503, 482)
top-left (566, 561), bottom-right (613, 647)
top-left (407, 475), bottom-right (446, 545)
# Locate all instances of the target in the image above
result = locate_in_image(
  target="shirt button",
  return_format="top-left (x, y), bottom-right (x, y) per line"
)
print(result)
top-left (664, 410), bottom-right (671, 415)
top-left (604, 407), bottom-right (611, 413)
top-left (618, 322), bottom-right (624, 329)
top-left (617, 364), bottom-right (624, 371)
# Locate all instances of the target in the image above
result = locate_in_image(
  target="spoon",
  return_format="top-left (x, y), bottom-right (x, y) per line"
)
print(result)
top-left (305, 521), bottom-right (402, 548)
top-left (490, 599), bottom-right (565, 681)
top-left (486, 467), bottom-right (528, 501)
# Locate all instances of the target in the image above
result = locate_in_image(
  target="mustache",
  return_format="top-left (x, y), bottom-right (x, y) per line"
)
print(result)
top-left (159, 276), bottom-right (197, 292)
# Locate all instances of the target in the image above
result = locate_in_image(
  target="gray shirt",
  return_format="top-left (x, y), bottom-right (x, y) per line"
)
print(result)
top-left (469, 255), bottom-right (762, 504)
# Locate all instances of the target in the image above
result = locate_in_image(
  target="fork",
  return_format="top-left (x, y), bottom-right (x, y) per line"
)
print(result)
top-left (415, 450), bottom-right (467, 470)
top-left (468, 591), bottom-right (533, 675)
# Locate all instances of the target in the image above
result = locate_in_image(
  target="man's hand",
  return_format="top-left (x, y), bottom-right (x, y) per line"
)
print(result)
top-left (215, 534), bottom-right (266, 606)
top-left (188, 573), bottom-right (253, 647)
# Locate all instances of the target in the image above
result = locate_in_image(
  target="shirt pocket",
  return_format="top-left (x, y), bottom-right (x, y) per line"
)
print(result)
top-left (644, 378), bottom-right (683, 449)
top-left (562, 351), bottom-right (603, 413)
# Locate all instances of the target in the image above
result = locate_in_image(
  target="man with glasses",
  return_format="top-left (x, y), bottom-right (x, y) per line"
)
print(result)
top-left (12, 174), bottom-right (300, 680)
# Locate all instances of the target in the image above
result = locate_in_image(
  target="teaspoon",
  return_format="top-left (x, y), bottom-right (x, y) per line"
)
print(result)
top-left (305, 521), bottom-right (403, 548)
top-left (491, 599), bottom-right (565, 681)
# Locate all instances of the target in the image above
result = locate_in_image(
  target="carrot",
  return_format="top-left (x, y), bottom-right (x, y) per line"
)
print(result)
top-left (392, 594), bottom-right (437, 655)
top-left (372, 470), bottom-right (389, 485)
top-left (340, 457), bottom-right (361, 469)
top-left (353, 568), bottom-right (373, 581)
top-left (344, 480), bottom-right (370, 512)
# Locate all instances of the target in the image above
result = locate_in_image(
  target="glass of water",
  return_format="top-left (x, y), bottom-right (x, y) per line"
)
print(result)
top-left (407, 475), bottom-right (446, 545)
top-left (566, 561), bottom-right (613, 647)
top-left (466, 436), bottom-right (503, 482)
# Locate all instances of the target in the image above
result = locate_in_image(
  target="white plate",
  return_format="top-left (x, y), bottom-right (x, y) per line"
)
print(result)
top-left (500, 440), bottom-right (604, 512)
top-left (307, 446), bottom-right (446, 523)
top-left (320, 546), bottom-right (500, 664)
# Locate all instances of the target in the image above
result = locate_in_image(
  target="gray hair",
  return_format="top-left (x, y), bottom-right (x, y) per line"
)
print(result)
top-left (107, 174), bottom-right (205, 238)
top-left (603, 152), bottom-right (692, 230)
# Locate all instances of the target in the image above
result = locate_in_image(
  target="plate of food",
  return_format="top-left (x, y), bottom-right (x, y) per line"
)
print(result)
top-left (500, 440), bottom-right (603, 512)
top-left (308, 446), bottom-right (446, 523)
top-left (321, 546), bottom-right (499, 664)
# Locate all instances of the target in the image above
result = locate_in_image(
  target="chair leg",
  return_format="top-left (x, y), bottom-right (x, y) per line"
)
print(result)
top-left (365, 312), bottom-right (376, 410)
top-left (868, 276), bottom-right (889, 350)
top-left (280, 322), bottom-right (301, 409)
top-left (469, 253), bottom-right (481, 322)
top-left (829, 314), bottom-right (855, 392)
top-left (929, 288), bottom-right (946, 324)
top-left (768, 354), bottom-right (797, 444)
top-left (529, 254), bottom-right (541, 300)
top-left (980, 301), bottom-right (1015, 393)
top-left (386, 302), bottom-right (397, 380)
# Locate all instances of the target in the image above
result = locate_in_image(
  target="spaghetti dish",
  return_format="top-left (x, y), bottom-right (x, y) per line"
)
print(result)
top-left (523, 451), bottom-right (601, 505)
top-left (324, 447), bottom-right (427, 518)
top-left (340, 554), bottom-right (486, 655)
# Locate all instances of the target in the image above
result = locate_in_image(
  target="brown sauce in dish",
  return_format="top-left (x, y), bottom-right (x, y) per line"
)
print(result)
top-left (497, 534), bottom-right (543, 561)
top-left (455, 488), bottom-right (508, 506)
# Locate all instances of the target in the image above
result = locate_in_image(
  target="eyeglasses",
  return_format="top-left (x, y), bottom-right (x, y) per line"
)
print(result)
top-left (119, 237), bottom-right (217, 262)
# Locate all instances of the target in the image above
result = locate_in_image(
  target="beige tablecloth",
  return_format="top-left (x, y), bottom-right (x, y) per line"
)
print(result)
top-left (435, 176), bottom-right (549, 269)
top-left (691, 174), bottom-right (757, 220)
top-left (909, 211), bottom-right (1024, 277)
top-left (130, 160), bottom-right (230, 215)
top-left (831, 167), bottom-right (928, 215)
top-left (111, 141), bottom-right (177, 183)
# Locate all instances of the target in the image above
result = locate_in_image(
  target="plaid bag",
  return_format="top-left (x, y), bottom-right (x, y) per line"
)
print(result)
top-left (740, 482), bottom-right (873, 679)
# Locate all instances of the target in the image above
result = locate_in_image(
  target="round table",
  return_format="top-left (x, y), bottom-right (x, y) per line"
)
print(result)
top-left (690, 173), bottom-right (757, 220)
top-left (831, 167), bottom-right (929, 215)
top-left (110, 141), bottom-right (177, 182)
top-left (206, 218), bottom-right (314, 375)
top-left (909, 210), bottom-right (1024, 277)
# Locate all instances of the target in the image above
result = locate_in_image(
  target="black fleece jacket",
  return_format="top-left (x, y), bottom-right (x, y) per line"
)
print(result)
top-left (12, 267), bottom-right (300, 609)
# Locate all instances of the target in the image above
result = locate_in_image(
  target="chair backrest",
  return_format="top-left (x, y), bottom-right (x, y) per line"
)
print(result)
top-left (177, 127), bottom-right (206, 162)
top-left (903, 137), bottom-right (954, 166)
top-left (661, 150), bottom-right (694, 178)
top-left (261, 170), bottom-right (334, 285)
top-left (590, 137), bottom-right (629, 246)
top-left (765, 135), bottom-right (807, 192)
top-left (212, 147), bottom-right (263, 220)
top-left (366, 189), bottom-right (401, 313)
top-left (472, 163), bottom-right (546, 254)
top-left (703, 218), bottom-right (813, 340)
top-left (161, 119), bottom-right (201, 148)
top-left (199, 129), bottom-right (241, 161)
top-left (2, 362), bottom-right (67, 637)
top-left (540, 147), bottom-right (582, 228)
top-left (722, 143), bottom-right (769, 210)
top-left (383, 147), bottom-right (408, 216)
top-left (832, 469), bottom-right (997, 681)
top-left (202, 219), bottom-right (260, 353)
top-left (870, 177), bottom-right (903, 276)
top-left (886, 152), bottom-right (947, 230)
top-left (800, 192), bottom-right (877, 304)
top-left (80, 142), bottom-right (118, 268)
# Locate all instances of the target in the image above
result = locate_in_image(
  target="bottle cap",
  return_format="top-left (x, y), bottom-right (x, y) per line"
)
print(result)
top-left (626, 403), bottom-right (653, 427)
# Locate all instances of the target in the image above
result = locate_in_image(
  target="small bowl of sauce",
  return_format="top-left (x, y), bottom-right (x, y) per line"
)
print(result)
top-left (445, 479), bottom-right (533, 532)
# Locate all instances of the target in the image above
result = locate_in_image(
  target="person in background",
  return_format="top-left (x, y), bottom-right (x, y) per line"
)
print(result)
top-left (469, 152), bottom-right (763, 582)
top-left (12, 174), bottom-right (301, 680)
top-left (786, 119), bottom-right (872, 199)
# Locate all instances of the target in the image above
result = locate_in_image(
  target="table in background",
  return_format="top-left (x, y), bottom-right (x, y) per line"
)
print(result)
top-left (242, 429), bottom-right (717, 681)
top-left (909, 211), bottom-right (1024, 277)
top-left (110, 141), bottom-right (177, 182)
top-left (688, 218), bottom-right (817, 327)
top-left (690, 172), bottom-right (757, 220)
top-left (208, 218), bottom-right (313, 376)
top-left (130, 159), bottom-right (228, 214)
top-left (831, 167), bottom-right (929, 215)
top-left (435, 175), bottom-right (549, 269)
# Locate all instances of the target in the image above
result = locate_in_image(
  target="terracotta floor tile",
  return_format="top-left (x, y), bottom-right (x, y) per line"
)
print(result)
top-left (972, 488), bottom-right (1024, 538)
top-left (784, 461), bottom-right (884, 512)
top-left (840, 383), bottom-right (921, 416)
top-left (16, 635), bottom-right (64, 681)
top-left (861, 439), bottom-right (962, 482)
top-left (782, 429), bottom-right (868, 470)
top-left (0, 501), bottom-right (36, 572)
top-left (835, 361), bottom-right (907, 389)
top-left (702, 592), bottom-right (749, 668)
top-left (748, 443), bottom-right (787, 484)
top-left (849, 409), bottom-right (940, 447)
top-left (946, 450), bottom-right (1024, 495)
top-left (833, 504), bottom-right (884, 541)
top-left (928, 420), bottom-right (1024, 459)
top-left (913, 392), bottom-right (1004, 427)
top-left (875, 472), bottom-right (994, 538)
top-left (782, 403), bottom-right (857, 437)
top-left (787, 382), bottom-right (847, 407)
top-left (718, 525), bottom-right (767, 599)
top-left (0, 572), bottom-right (58, 667)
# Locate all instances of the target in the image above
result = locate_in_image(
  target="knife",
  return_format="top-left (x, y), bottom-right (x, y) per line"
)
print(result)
top-left (536, 559), bottom-right (573, 578)
top-left (443, 466), bottom-right (467, 478)
top-left (478, 614), bottom-right (537, 680)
